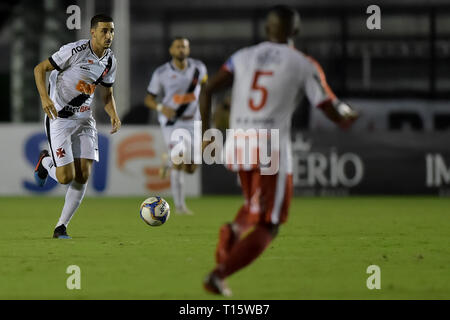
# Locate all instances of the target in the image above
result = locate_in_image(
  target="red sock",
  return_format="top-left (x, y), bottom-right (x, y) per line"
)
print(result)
top-left (215, 205), bottom-right (253, 264)
top-left (215, 223), bottom-right (236, 264)
top-left (214, 224), bottom-right (274, 279)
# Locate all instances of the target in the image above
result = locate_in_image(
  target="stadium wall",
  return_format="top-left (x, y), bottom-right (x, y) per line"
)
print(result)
top-left (202, 131), bottom-right (450, 196)
top-left (1, 124), bottom-right (449, 197)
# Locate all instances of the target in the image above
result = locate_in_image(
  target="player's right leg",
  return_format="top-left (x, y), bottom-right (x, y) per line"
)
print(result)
top-left (162, 124), bottom-right (193, 215)
top-left (215, 170), bottom-right (257, 264)
top-left (54, 119), bottom-right (98, 239)
top-left (205, 167), bottom-right (293, 296)
top-left (39, 116), bottom-right (80, 238)
top-left (171, 163), bottom-right (191, 214)
top-left (53, 158), bottom-right (91, 239)
top-left (159, 151), bottom-right (171, 179)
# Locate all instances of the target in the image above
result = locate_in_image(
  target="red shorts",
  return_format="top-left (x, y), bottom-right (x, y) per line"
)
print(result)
top-left (235, 169), bottom-right (293, 226)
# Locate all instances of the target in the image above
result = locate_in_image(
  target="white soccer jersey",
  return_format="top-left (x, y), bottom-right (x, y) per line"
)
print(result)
top-left (223, 41), bottom-right (334, 173)
top-left (147, 58), bottom-right (208, 126)
top-left (48, 39), bottom-right (117, 119)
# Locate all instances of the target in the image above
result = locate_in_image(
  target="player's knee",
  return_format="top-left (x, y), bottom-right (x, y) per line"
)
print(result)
top-left (75, 169), bottom-right (91, 184)
top-left (74, 174), bottom-right (89, 184)
top-left (183, 164), bottom-right (196, 174)
top-left (173, 163), bottom-right (183, 171)
top-left (56, 171), bottom-right (74, 185)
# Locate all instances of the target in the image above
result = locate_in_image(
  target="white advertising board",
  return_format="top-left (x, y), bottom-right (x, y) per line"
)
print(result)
top-left (0, 124), bottom-right (200, 197)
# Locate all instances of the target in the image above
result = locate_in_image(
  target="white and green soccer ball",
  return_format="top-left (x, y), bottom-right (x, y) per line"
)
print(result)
top-left (139, 196), bottom-right (170, 226)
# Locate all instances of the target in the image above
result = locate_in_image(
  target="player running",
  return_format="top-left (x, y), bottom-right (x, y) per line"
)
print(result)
top-left (200, 5), bottom-right (358, 296)
top-left (144, 37), bottom-right (208, 215)
top-left (33, 14), bottom-right (121, 239)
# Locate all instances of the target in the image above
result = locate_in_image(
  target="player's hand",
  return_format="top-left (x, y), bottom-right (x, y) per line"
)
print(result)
top-left (339, 111), bottom-right (359, 130)
top-left (162, 106), bottom-right (176, 119)
top-left (336, 102), bottom-right (359, 130)
top-left (41, 96), bottom-right (58, 120)
top-left (110, 116), bottom-right (121, 134)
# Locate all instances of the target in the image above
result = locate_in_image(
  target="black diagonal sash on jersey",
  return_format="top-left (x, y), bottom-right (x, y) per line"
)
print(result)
top-left (94, 56), bottom-right (113, 85)
top-left (58, 57), bottom-right (113, 118)
top-left (166, 68), bottom-right (200, 126)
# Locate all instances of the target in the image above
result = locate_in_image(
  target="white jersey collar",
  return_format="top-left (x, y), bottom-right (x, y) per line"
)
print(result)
top-left (88, 40), bottom-right (109, 61)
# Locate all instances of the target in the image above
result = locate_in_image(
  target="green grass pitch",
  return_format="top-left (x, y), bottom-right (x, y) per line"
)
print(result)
top-left (0, 196), bottom-right (449, 299)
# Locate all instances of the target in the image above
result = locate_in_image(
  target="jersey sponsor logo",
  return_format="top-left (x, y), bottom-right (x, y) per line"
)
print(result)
top-left (56, 148), bottom-right (66, 158)
top-left (71, 43), bottom-right (89, 56)
top-left (76, 80), bottom-right (96, 95)
top-left (59, 105), bottom-right (91, 117)
top-left (172, 93), bottom-right (196, 105)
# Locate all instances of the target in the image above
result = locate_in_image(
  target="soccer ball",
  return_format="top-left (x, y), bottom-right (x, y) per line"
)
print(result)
top-left (139, 196), bottom-right (170, 226)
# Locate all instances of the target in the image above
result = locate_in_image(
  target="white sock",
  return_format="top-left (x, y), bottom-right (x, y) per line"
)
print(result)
top-left (56, 181), bottom-right (87, 228)
top-left (171, 169), bottom-right (184, 209)
top-left (178, 171), bottom-right (186, 208)
top-left (42, 157), bottom-right (57, 181)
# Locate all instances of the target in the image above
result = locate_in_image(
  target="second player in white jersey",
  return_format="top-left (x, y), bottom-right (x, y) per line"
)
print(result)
top-left (147, 57), bottom-right (207, 126)
top-left (144, 37), bottom-right (208, 215)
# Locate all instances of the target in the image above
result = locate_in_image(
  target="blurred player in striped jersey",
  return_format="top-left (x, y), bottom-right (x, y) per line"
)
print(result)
top-left (144, 37), bottom-right (208, 215)
top-left (200, 5), bottom-right (358, 296)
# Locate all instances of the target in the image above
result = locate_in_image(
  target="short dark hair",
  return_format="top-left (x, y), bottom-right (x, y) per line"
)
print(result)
top-left (267, 5), bottom-right (300, 36)
top-left (171, 36), bottom-right (189, 44)
top-left (91, 14), bottom-right (113, 29)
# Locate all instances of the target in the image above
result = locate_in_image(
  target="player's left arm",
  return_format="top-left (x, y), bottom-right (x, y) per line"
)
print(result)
top-left (199, 68), bottom-right (233, 137)
top-left (318, 99), bottom-right (359, 130)
top-left (305, 57), bottom-right (358, 129)
top-left (101, 85), bottom-right (121, 134)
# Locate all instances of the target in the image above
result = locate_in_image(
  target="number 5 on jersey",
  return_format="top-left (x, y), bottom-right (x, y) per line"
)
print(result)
top-left (249, 70), bottom-right (273, 111)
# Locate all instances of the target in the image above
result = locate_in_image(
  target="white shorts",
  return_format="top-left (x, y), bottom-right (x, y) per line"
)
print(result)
top-left (45, 116), bottom-right (99, 167)
top-left (160, 119), bottom-right (201, 165)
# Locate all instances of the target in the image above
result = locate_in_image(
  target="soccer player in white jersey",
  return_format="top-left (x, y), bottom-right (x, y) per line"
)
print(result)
top-left (200, 6), bottom-right (358, 296)
top-left (144, 37), bottom-right (208, 215)
top-left (33, 14), bottom-right (121, 239)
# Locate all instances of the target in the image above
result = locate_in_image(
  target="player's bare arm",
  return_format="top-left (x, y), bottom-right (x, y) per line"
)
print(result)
top-left (33, 59), bottom-right (58, 120)
top-left (307, 57), bottom-right (358, 129)
top-left (144, 93), bottom-right (175, 119)
top-left (318, 99), bottom-right (359, 129)
top-left (102, 86), bottom-right (121, 134)
top-left (199, 69), bottom-right (233, 137)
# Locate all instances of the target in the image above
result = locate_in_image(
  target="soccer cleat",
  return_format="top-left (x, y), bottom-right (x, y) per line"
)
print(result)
top-left (203, 272), bottom-right (232, 297)
top-left (216, 223), bottom-right (236, 264)
top-left (53, 224), bottom-right (71, 239)
top-left (34, 150), bottom-right (50, 187)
